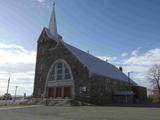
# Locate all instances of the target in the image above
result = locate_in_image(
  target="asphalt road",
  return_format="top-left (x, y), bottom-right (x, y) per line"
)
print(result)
top-left (0, 106), bottom-right (159, 120)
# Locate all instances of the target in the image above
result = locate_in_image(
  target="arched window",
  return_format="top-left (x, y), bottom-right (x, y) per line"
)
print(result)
top-left (48, 61), bottom-right (72, 81)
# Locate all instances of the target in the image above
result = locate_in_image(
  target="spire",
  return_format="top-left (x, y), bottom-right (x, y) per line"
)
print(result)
top-left (48, 2), bottom-right (58, 39)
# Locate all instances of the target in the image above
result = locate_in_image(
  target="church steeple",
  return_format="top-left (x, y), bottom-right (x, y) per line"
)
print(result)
top-left (48, 2), bottom-right (58, 39)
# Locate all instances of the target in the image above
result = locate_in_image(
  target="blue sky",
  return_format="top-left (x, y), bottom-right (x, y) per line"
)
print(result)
top-left (0, 0), bottom-right (160, 95)
top-left (1, 0), bottom-right (160, 55)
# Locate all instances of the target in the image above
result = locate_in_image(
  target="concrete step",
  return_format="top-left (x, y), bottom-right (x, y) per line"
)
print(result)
top-left (46, 99), bottom-right (93, 106)
top-left (46, 99), bottom-right (71, 106)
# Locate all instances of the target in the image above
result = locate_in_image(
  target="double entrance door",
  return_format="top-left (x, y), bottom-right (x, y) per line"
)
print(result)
top-left (48, 86), bottom-right (71, 99)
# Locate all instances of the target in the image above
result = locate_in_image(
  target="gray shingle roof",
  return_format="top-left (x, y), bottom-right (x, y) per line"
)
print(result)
top-left (64, 43), bottom-right (136, 84)
top-left (45, 28), bottom-right (136, 85)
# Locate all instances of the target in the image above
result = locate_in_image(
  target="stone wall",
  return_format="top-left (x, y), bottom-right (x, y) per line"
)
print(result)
top-left (88, 74), bottom-right (132, 105)
top-left (132, 86), bottom-right (147, 103)
top-left (33, 29), bottom-right (89, 99)
top-left (113, 95), bottom-right (133, 104)
top-left (33, 28), bottom-right (143, 105)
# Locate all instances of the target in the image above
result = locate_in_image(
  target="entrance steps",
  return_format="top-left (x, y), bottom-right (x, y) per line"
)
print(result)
top-left (46, 99), bottom-right (93, 106)
top-left (46, 99), bottom-right (72, 106)
top-left (20, 98), bottom-right (93, 106)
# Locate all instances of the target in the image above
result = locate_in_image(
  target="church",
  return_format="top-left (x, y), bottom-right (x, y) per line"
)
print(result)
top-left (33, 4), bottom-right (147, 105)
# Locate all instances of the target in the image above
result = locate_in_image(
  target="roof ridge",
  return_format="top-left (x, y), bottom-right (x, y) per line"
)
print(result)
top-left (64, 42), bottom-right (115, 67)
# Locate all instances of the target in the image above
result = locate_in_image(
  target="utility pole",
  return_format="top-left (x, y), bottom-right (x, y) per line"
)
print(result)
top-left (14, 86), bottom-right (18, 103)
top-left (5, 77), bottom-right (11, 106)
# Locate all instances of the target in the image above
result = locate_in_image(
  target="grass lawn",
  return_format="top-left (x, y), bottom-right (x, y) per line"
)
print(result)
top-left (0, 106), bottom-right (159, 120)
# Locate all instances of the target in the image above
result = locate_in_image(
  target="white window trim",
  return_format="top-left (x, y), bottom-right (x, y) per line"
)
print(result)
top-left (47, 59), bottom-right (73, 82)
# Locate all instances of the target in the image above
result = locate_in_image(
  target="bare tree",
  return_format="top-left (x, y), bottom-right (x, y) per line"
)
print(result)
top-left (147, 64), bottom-right (160, 102)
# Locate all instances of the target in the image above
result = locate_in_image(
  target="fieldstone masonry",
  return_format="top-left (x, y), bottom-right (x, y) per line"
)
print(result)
top-left (33, 28), bottom-right (147, 105)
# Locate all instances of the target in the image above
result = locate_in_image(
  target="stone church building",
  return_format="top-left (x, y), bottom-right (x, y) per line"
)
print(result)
top-left (33, 4), bottom-right (147, 105)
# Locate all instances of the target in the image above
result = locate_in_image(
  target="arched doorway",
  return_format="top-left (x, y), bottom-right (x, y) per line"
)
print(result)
top-left (45, 59), bottom-right (74, 99)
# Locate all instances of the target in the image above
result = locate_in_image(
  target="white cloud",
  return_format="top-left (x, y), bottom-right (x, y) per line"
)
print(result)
top-left (121, 52), bottom-right (128, 57)
top-left (0, 43), bottom-right (36, 96)
top-left (131, 49), bottom-right (139, 56)
top-left (97, 56), bottom-right (117, 63)
top-left (131, 47), bottom-right (141, 56)
top-left (34, 0), bottom-right (51, 9)
top-left (0, 43), bottom-right (36, 64)
top-left (122, 48), bottom-right (160, 89)
top-left (124, 48), bottom-right (160, 66)
top-left (97, 48), bottom-right (160, 90)
top-left (37, 0), bottom-right (45, 3)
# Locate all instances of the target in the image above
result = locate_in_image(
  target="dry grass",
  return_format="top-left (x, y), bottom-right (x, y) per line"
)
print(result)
top-left (0, 106), bottom-right (160, 120)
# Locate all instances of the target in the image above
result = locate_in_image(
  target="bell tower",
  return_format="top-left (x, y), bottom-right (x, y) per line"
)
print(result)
top-left (33, 2), bottom-right (60, 98)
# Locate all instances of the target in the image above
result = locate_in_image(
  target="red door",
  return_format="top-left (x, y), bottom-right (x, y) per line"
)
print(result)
top-left (48, 88), bottom-right (54, 98)
top-left (56, 87), bottom-right (62, 97)
top-left (64, 87), bottom-right (71, 97)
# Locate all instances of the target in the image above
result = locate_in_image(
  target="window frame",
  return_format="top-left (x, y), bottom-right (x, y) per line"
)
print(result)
top-left (48, 60), bottom-right (72, 81)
